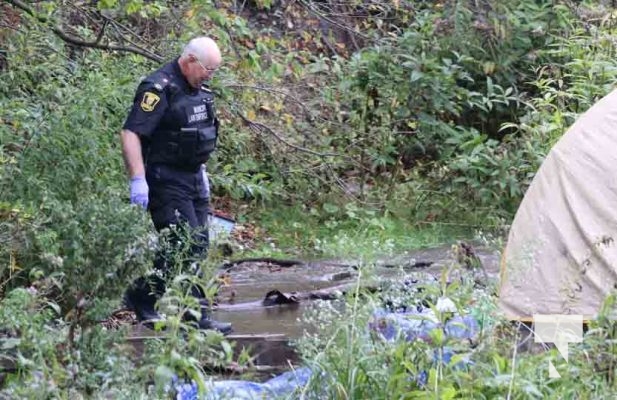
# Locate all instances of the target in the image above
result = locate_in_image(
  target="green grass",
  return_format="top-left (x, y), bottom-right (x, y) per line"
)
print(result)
top-left (242, 205), bottom-right (479, 261)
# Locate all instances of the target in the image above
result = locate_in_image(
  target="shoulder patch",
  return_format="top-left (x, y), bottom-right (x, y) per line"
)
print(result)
top-left (140, 91), bottom-right (161, 112)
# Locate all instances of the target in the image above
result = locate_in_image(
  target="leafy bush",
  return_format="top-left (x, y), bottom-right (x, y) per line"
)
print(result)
top-left (0, 287), bottom-right (145, 398)
top-left (0, 34), bottom-right (156, 314)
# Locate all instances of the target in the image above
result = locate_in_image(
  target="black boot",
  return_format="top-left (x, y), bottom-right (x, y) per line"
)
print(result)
top-left (183, 302), bottom-right (233, 335)
top-left (196, 310), bottom-right (233, 335)
top-left (124, 276), bottom-right (165, 324)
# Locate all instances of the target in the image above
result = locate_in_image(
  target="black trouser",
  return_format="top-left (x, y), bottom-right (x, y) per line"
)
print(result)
top-left (125, 163), bottom-right (210, 313)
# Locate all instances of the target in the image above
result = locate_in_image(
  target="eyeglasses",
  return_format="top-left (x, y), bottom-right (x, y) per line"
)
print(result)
top-left (195, 57), bottom-right (219, 73)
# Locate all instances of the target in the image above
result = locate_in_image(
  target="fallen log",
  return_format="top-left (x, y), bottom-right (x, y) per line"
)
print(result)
top-left (216, 281), bottom-right (381, 310)
top-left (220, 257), bottom-right (305, 270)
top-left (219, 258), bottom-right (360, 271)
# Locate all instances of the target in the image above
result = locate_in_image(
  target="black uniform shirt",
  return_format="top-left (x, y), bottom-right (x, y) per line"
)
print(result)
top-left (122, 58), bottom-right (196, 139)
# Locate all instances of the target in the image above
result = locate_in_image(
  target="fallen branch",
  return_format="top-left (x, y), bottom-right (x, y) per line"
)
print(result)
top-left (221, 257), bottom-right (305, 270)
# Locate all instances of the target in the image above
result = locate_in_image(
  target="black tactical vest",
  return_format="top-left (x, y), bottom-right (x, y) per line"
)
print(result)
top-left (145, 72), bottom-right (218, 171)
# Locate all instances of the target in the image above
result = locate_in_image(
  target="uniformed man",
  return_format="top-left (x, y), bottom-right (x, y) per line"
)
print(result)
top-left (120, 37), bottom-right (232, 335)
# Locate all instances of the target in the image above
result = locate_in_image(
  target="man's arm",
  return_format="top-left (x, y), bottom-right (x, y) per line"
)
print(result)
top-left (121, 129), bottom-right (149, 208)
top-left (121, 76), bottom-right (169, 178)
top-left (121, 129), bottom-right (145, 178)
top-left (120, 75), bottom-right (169, 209)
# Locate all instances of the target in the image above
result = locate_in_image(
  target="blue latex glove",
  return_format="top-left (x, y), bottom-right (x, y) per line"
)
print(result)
top-left (130, 175), bottom-right (149, 209)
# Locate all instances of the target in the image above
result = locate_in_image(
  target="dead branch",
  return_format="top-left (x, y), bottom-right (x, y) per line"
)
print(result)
top-left (226, 81), bottom-right (353, 132)
top-left (4, 0), bottom-right (163, 62)
top-left (99, 14), bottom-right (164, 60)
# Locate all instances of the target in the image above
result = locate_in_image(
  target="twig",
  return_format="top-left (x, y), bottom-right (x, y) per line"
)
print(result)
top-left (101, 15), bottom-right (164, 60)
top-left (337, 1), bottom-right (361, 52)
top-left (506, 326), bottom-right (519, 400)
top-left (295, 162), bottom-right (381, 206)
top-left (98, 11), bottom-right (156, 46)
top-left (324, 162), bottom-right (367, 203)
top-left (0, 23), bottom-right (23, 32)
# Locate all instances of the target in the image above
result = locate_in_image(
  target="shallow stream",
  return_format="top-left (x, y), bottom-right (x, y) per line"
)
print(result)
top-left (211, 244), bottom-right (501, 338)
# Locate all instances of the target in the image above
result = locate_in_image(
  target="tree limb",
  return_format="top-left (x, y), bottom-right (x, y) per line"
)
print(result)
top-left (4, 0), bottom-right (163, 62)
top-left (98, 13), bottom-right (164, 60)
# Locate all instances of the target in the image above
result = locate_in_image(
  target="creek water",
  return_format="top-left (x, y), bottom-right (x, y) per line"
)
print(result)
top-left (211, 244), bottom-right (501, 338)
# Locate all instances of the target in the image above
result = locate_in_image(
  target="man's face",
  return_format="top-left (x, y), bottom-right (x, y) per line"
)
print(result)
top-left (188, 55), bottom-right (219, 87)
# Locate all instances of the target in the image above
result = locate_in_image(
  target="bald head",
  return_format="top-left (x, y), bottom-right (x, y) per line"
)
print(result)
top-left (178, 37), bottom-right (222, 87)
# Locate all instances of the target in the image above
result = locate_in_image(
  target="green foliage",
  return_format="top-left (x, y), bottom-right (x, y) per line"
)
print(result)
top-left (442, 12), bottom-right (617, 216)
top-left (301, 0), bottom-right (617, 222)
top-left (0, 30), bottom-right (156, 316)
top-left (0, 287), bottom-right (145, 398)
top-left (312, 0), bottom-right (579, 221)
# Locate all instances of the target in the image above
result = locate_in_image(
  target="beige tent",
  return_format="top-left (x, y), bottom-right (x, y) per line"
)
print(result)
top-left (498, 88), bottom-right (617, 321)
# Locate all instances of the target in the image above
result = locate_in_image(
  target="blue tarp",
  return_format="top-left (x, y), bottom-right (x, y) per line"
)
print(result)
top-left (369, 308), bottom-right (480, 342)
top-left (172, 367), bottom-right (312, 400)
top-left (172, 308), bottom-right (478, 399)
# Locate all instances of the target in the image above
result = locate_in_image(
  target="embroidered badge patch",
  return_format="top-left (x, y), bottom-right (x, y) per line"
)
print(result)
top-left (140, 92), bottom-right (160, 112)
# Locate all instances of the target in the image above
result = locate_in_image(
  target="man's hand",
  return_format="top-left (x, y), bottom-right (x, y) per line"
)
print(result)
top-left (130, 176), bottom-right (149, 209)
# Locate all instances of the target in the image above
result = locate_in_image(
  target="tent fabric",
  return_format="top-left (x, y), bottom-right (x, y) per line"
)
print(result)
top-left (498, 88), bottom-right (617, 320)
